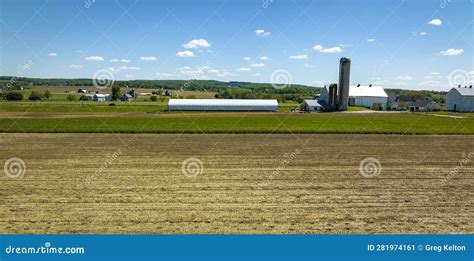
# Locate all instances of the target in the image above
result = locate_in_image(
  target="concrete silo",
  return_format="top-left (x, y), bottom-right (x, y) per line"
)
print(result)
top-left (337, 57), bottom-right (351, 111)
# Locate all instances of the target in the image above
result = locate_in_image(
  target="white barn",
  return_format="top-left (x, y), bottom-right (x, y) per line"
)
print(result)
top-left (168, 99), bottom-right (278, 111)
top-left (349, 85), bottom-right (388, 110)
top-left (446, 86), bottom-right (474, 112)
top-left (92, 94), bottom-right (111, 102)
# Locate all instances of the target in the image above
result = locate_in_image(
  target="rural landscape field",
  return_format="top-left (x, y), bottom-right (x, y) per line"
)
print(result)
top-left (1, 133), bottom-right (472, 234)
top-left (1, 0), bottom-right (473, 249)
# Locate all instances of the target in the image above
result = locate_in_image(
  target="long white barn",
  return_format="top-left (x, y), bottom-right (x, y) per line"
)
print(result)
top-left (168, 99), bottom-right (278, 111)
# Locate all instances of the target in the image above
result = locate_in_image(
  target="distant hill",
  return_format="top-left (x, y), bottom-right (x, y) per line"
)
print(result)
top-left (0, 76), bottom-right (447, 103)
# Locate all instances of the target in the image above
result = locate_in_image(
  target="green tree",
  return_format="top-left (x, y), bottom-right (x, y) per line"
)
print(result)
top-left (66, 94), bottom-right (76, 101)
top-left (150, 95), bottom-right (158, 101)
top-left (5, 92), bottom-right (24, 101)
top-left (44, 90), bottom-right (52, 99)
top-left (111, 85), bottom-right (121, 101)
top-left (28, 91), bottom-right (44, 101)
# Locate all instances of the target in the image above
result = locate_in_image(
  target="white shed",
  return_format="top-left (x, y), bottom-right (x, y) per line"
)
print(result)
top-left (300, 100), bottom-right (323, 112)
top-left (168, 99), bottom-right (278, 111)
top-left (349, 85), bottom-right (388, 110)
top-left (446, 86), bottom-right (474, 112)
top-left (92, 94), bottom-right (111, 102)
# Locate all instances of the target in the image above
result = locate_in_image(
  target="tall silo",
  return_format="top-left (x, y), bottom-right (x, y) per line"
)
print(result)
top-left (337, 57), bottom-right (351, 111)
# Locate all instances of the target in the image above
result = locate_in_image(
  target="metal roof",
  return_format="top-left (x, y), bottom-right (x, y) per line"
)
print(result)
top-left (452, 87), bottom-right (474, 96)
top-left (302, 100), bottom-right (322, 107)
top-left (168, 99), bottom-right (278, 111)
top-left (349, 85), bottom-right (388, 98)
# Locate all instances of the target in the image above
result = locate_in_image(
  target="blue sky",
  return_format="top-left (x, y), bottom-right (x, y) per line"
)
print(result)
top-left (0, 0), bottom-right (472, 91)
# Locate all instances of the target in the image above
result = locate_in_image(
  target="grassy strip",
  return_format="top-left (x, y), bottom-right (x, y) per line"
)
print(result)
top-left (0, 113), bottom-right (472, 134)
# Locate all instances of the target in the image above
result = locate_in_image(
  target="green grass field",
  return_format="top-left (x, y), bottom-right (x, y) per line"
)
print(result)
top-left (0, 112), bottom-right (472, 134)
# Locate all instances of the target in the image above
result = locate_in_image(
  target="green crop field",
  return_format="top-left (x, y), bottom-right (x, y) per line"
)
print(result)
top-left (0, 112), bottom-right (472, 134)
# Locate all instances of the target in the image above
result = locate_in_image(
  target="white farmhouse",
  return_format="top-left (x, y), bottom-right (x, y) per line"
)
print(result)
top-left (446, 86), bottom-right (474, 112)
top-left (349, 85), bottom-right (388, 110)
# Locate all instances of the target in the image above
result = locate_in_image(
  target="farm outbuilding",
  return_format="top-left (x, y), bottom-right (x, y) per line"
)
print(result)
top-left (168, 99), bottom-right (278, 111)
top-left (446, 86), bottom-right (474, 112)
top-left (300, 100), bottom-right (323, 112)
top-left (349, 85), bottom-right (388, 110)
top-left (92, 94), bottom-right (111, 102)
top-left (406, 100), bottom-right (440, 112)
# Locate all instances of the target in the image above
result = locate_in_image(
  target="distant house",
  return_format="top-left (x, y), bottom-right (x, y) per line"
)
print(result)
top-left (77, 88), bottom-right (87, 93)
top-left (92, 94), bottom-right (111, 102)
top-left (396, 95), bottom-right (413, 103)
top-left (349, 85), bottom-right (388, 110)
top-left (406, 100), bottom-right (440, 112)
top-left (121, 93), bottom-right (134, 101)
top-left (388, 101), bottom-right (403, 111)
top-left (446, 86), bottom-right (474, 112)
top-left (300, 100), bottom-right (323, 112)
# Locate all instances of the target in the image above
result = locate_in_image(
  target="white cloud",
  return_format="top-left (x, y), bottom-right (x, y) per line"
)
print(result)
top-left (176, 51), bottom-right (195, 57)
top-left (313, 44), bottom-right (342, 53)
top-left (289, 54), bottom-right (308, 60)
top-left (304, 63), bottom-right (314, 68)
top-left (156, 72), bottom-right (177, 78)
top-left (85, 56), bottom-right (104, 62)
top-left (108, 66), bottom-right (140, 73)
top-left (396, 75), bottom-right (413, 81)
top-left (418, 81), bottom-right (440, 87)
top-left (110, 58), bottom-right (119, 62)
top-left (121, 59), bottom-right (131, 63)
top-left (69, 64), bottom-right (82, 69)
top-left (243, 57), bottom-right (251, 60)
top-left (367, 38), bottom-right (376, 42)
top-left (178, 66), bottom-right (192, 71)
top-left (260, 56), bottom-right (269, 60)
top-left (216, 69), bottom-right (232, 78)
top-left (439, 48), bottom-right (464, 56)
top-left (420, 32), bottom-right (428, 36)
top-left (183, 39), bottom-right (211, 49)
top-left (207, 69), bottom-right (219, 74)
top-left (48, 52), bottom-right (57, 57)
top-left (238, 67), bottom-right (251, 72)
top-left (255, 29), bottom-right (271, 37)
top-left (180, 69), bottom-right (204, 76)
top-left (429, 19), bottom-right (442, 26)
top-left (140, 56), bottom-right (157, 61)
top-left (250, 63), bottom-right (265, 68)
top-left (253, 73), bottom-right (261, 77)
